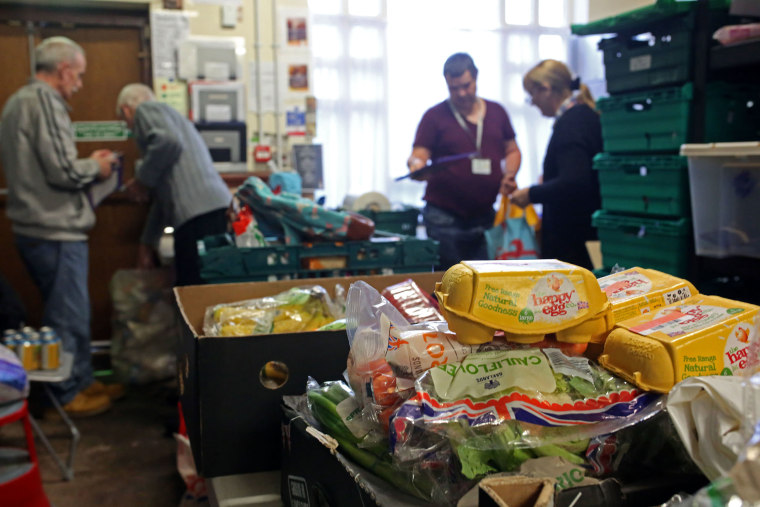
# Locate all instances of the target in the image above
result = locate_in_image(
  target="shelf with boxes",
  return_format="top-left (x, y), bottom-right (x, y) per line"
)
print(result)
top-left (573, 0), bottom-right (759, 279)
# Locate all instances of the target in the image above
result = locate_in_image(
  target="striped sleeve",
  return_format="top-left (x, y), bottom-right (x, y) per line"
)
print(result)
top-left (133, 104), bottom-right (183, 188)
top-left (34, 89), bottom-right (100, 189)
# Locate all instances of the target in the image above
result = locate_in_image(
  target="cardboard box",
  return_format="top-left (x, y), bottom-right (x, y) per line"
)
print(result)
top-left (176, 272), bottom-right (441, 478)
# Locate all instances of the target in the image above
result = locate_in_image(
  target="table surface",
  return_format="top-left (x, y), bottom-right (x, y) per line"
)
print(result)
top-left (27, 351), bottom-right (74, 383)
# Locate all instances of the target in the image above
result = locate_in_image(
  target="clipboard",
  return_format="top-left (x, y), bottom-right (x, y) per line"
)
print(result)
top-left (395, 151), bottom-right (478, 181)
top-left (86, 154), bottom-right (124, 209)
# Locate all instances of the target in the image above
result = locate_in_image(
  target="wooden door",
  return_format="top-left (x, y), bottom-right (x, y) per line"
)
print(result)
top-left (0, 6), bottom-right (151, 345)
top-left (0, 22), bottom-right (33, 188)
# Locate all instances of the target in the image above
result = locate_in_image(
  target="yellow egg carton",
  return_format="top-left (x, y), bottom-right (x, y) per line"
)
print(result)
top-left (584, 267), bottom-right (699, 359)
top-left (598, 267), bottom-right (698, 323)
top-left (434, 259), bottom-right (614, 345)
top-left (599, 294), bottom-right (760, 393)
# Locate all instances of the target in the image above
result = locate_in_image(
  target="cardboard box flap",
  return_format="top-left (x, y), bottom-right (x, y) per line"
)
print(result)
top-left (478, 476), bottom-right (556, 507)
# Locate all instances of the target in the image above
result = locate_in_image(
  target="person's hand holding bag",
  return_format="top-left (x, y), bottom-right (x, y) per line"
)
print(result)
top-left (510, 187), bottom-right (531, 208)
top-left (485, 196), bottom-right (539, 260)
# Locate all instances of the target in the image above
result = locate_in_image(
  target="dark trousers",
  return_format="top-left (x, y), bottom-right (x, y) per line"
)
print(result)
top-left (173, 208), bottom-right (228, 286)
top-left (422, 203), bottom-right (494, 271)
top-left (15, 235), bottom-right (92, 404)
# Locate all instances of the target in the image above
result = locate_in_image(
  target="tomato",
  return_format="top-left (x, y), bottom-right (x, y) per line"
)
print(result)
top-left (508, 335), bottom-right (588, 356)
top-left (371, 370), bottom-right (399, 406)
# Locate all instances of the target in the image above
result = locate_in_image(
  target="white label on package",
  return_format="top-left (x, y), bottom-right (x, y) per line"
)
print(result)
top-left (386, 327), bottom-right (474, 379)
top-left (543, 348), bottom-right (594, 384)
top-left (664, 286), bottom-right (693, 306)
top-left (630, 305), bottom-right (743, 337)
top-left (335, 397), bottom-right (371, 439)
top-left (629, 54), bottom-right (652, 72)
top-left (600, 269), bottom-right (654, 300)
top-left (430, 349), bottom-right (557, 401)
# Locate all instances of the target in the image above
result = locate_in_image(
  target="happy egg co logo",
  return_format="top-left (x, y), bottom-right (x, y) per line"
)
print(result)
top-left (525, 273), bottom-right (580, 322)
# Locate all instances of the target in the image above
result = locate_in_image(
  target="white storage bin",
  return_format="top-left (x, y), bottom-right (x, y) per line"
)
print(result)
top-left (680, 142), bottom-right (760, 259)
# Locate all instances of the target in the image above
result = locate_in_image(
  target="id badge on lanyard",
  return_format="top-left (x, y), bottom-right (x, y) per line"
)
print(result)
top-left (449, 99), bottom-right (491, 176)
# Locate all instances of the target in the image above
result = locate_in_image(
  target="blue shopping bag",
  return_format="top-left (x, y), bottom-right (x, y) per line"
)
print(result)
top-left (485, 197), bottom-right (540, 260)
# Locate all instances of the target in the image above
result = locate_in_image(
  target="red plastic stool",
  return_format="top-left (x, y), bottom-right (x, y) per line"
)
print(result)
top-left (0, 399), bottom-right (51, 507)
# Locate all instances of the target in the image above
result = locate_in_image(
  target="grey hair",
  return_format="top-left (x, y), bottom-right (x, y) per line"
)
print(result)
top-left (116, 83), bottom-right (156, 115)
top-left (35, 37), bottom-right (84, 73)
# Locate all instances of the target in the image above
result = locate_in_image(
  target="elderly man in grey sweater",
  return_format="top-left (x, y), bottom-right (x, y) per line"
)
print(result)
top-left (116, 83), bottom-right (232, 286)
top-left (0, 36), bottom-right (121, 417)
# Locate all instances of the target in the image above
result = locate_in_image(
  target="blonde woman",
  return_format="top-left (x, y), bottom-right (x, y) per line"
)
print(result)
top-left (510, 60), bottom-right (602, 270)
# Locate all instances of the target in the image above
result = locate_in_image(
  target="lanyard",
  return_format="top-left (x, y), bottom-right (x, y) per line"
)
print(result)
top-left (555, 92), bottom-right (580, 119)
top-left (448, 98), bottom-right (485, 153)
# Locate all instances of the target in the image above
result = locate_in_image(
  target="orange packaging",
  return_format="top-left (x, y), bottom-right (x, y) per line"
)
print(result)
top-left (599, 294), bottom-right (760, 393)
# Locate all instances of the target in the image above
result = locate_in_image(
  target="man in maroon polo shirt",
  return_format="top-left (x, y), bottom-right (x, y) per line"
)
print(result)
top-left (407, 52), bottom-right (521, 270)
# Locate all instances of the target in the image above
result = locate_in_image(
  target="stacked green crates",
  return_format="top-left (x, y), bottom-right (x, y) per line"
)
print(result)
top-left (571, 0), bottom-right (756, 278)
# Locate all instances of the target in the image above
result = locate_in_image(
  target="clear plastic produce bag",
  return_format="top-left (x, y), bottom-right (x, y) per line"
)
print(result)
top-left (109, 269), bottom-right (180, 384)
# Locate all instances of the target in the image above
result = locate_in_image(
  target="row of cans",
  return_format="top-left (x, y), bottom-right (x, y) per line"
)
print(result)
top-left (2, 326), bottom-right (61, 371)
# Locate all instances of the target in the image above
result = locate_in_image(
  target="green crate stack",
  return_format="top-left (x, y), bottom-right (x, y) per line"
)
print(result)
top-left (197, 233), bottom-right (439, 284)
top-left (572, 0), bottom-right (757, 278)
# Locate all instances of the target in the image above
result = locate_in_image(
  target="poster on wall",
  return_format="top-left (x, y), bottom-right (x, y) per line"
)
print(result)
top-left (277, 7), bottom-right (310, 48)
top-left (150, 10), bottom-right (191, 80)
top-left (286, 106), bottom-right (306, 136)
top-left (278, 52), bottom-right (312, 107)
top-left (292, 144), bottom-right (323, 191)
top-left (155, 78), bottom-right (189, 116)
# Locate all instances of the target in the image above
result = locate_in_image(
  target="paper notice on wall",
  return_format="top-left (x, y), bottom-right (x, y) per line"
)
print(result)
top-left (248, 61), bottom-right (276, 113)
top-left (155, 78), bottom-right (189, 117)
top-left (150, 10), bottom-right (191, 79)
top-left (286, 106), bottom-right (306, 136)
top-left (204, 62), bottom-right (231, 81)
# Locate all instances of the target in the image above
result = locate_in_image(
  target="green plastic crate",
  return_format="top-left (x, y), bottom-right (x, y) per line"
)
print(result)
top-left (593, 153), bottom-right (690, 216)
top-left (198, 235), bottom-right (300, 280)
top-left (599, 20), bottom-right (692, 94)
top-left (358, 208), bottom-right (420, 236)
top-left (198, 233), bottom-right (439, 283)
top-left (400, 237), bottom-right (440, 267)
top-left (592, 210), bottom-right (692, 278)
top-left (571, 0), bottom-right (729, 36)
top-left (597, 9), bottom-right (734, 94)
top-left (197, 235), bottom-right (248, 279)
top-left (597, 82), bottom-right (760, 153)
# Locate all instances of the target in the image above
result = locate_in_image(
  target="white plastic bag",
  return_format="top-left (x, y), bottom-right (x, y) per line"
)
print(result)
top-left (110, 269), bottom-right (180, 384)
